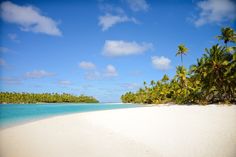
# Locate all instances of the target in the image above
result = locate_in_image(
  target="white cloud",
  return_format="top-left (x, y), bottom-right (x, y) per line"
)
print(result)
top-left (80, 62), bottom-right (118, 79)
top-left (104, 64), bottom-right (118, 77)
top-left (99, 14), bottom-right (137, 31)
top-left (103, 40), bottom-right (153, 57)
top-left (194, 0), bottom-right (236, 26)
top-left (0, 58), bottom-right (6, 66)
top-left (151, 56), bottom-right (171, 70)
top-left (79, 61), bottom-right (96, 70)
top-left (0, 46), bottom-right (10, 53)
top-left (25, 70), bottom-right (55, 78)
top-left (0, 1), bottom-right (62, 36)
top-left (126, 0), bottom-right (149, 12)
top-left (98, 3), bottom-right (139, 31)
top-left (58, 80), bottom-right (72, 86)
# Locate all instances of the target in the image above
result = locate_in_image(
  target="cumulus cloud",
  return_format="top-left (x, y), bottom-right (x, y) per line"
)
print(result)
top-left (193, 0), bottom-right (236, 26)
top-left (0, 1), bottom-right (62, 36)
top-left (103, 40), bottom-right (153, 57)
top-left (58, 80), bottom-right (72, 86)
top-left (25, 70), bottom-right (55, 78)
top-left (151, 56), bottom-right (171, 70)
top-left (98, 3), bottom-right (138, 31)
top-left (85, 65), bottom-right (119, 79)
top-left (104, 64), bottom-right (118, 77)
top-left (99, 14), bottom-right (137, 31)
top-left (126, 0), bottom-right (149, 12)
top-left (79, 61), bottom-right (96, 70)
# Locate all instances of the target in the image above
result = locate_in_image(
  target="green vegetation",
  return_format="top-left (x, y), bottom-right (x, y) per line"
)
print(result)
top-left (121, 27), bottom-right (236, 105)
top-left (176, 44), bottom-right (188, 66)
top-left (0, 92), bottom-right (99, 104)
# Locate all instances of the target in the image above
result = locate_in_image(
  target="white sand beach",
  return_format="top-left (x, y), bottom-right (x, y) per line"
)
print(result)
top-left (0, 105), bottom-right (236, 157)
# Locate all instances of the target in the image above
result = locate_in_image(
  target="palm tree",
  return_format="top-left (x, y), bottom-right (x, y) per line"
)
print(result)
top-left (150, 80), bottom-right (156, 87)
top-left (217, 27), bottom-right (236, 47)
top-left (120, 27), bottom-right (236, 104)
top-left (161, 74), bottom-right (169, 83)
top-left (176, 44), bottom-right (188, 66)
top-left (191, 44), bottom-right (233, 102)
top-left (175, 66), bottom-right (188, 88)
top-left (143, 81), bottom-right (147, 86)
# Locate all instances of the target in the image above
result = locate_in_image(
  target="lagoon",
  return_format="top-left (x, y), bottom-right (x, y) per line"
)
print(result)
top-left (0, 103), bottom-right (139, 128)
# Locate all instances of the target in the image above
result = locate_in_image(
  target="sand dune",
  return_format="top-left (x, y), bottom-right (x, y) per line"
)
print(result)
top-left (0, 105), bottom-right (236, 157)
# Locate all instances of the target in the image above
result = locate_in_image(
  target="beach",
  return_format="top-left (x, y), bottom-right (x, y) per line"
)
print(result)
top-left (0, 105), bottom-right (236, 157)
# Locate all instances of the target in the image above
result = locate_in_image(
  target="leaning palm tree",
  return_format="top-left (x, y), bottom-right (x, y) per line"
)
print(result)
top-left (176, 44), bottom-right (188, 66)
top-left (217, 27), bottom-right (236, 47)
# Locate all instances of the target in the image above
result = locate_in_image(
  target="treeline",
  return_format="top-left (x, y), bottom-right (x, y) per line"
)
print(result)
top-left (121, 27), bottom-right (236, 105)
top-left (0, 92), bottom-right (99, 104)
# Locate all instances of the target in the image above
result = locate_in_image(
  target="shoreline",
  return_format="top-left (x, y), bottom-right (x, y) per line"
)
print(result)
top-left (1, 104), bottom-right (235, 130)
top-left (0, 102), bottom-right (102, 105)
top-left (1, 105), bottom-right (236, 157)
top-left (0, 105), bottom-right (146, 130)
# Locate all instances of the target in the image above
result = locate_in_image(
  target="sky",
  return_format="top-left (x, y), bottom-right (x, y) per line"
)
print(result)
top-left (0, 0), bottom-right (236, 102)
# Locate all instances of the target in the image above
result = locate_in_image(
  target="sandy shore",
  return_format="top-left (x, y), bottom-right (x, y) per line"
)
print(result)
top-left (0, 105), bottom-right (236, 157)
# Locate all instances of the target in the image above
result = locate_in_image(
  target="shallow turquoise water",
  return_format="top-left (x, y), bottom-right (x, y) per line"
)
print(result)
top-left (0, 103), bottom-right (140, 128)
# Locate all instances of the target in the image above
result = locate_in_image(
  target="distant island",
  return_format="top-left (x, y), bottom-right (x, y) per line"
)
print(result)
top-left (121, 27), bottom-right (236, 105)
top-left (0, 92), bottom-right (99, 104)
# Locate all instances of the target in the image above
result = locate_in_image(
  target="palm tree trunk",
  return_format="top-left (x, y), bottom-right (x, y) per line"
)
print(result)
top-left (181, 54), bottom-right (183, 66)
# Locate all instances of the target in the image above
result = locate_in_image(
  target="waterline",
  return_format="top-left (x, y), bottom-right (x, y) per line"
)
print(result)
top-left (0, 103), bottom-right (140, 128)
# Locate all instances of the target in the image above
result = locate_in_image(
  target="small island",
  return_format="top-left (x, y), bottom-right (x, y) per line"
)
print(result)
top-left (0, 92), bottom-right (99, 104)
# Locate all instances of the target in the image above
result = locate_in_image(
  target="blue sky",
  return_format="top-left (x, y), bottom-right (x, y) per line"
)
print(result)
top-left (0, 0), bottom-right (236, 102)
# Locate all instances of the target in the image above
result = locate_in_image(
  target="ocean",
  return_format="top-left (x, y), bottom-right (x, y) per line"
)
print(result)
top-left (0, 103), bottom-right (140, 128)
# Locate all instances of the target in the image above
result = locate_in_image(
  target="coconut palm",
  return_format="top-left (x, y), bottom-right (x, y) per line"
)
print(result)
top-left (176, 44), bottom-right (188, 66)
top-left (175, 66), bottom-right (188, 88)
top-left (192, 44), bottom-right (233, 102)
top-left (161, 74), bottom-right (169, 83)
top-left (217, 27), bottom-right (236, 47)
top-left (150, 80), bottom-right (156, 87)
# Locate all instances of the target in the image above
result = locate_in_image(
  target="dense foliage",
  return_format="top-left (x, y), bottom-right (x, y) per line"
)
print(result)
top-left (0, 92), bottom-right (99, 104)
top-left (121, 27), bottom-right (236, 104)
